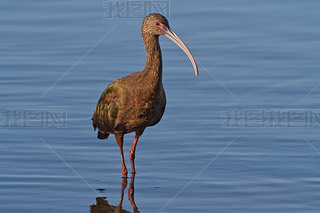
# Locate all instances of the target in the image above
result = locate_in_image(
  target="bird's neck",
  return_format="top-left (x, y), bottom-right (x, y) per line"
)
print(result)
top-left (142, 34), bottom-right (162, 83)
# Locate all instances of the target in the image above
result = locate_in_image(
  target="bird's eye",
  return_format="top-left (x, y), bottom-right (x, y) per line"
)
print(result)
top-left (156, 22), bottom-right (160, 26)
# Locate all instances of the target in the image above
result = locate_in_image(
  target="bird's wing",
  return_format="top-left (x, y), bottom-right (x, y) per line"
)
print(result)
top-left (92, 81), bottom-right (120, 133)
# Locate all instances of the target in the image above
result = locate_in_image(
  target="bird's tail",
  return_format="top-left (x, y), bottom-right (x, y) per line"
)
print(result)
top-left (97, 130), bottom-right (109, 140)
top-left (92, 117), bottom-right (109, 139)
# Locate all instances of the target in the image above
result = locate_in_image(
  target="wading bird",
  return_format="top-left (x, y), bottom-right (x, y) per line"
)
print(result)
top-left (92, 13), bottom-right (198, 177)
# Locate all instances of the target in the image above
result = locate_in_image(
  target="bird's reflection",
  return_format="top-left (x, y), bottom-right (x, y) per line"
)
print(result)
top-left (90, 174), bottom-right (139, 213)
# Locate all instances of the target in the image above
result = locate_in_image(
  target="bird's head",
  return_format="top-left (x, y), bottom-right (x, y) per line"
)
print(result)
top-left (142, 13), bottom-right (199, 76)
top-left (142, 13), bottom-right (169, 36)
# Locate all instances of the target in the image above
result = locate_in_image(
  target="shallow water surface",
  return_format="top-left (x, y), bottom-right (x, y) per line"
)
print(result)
top-left (1, 0), bottom-right (320, 212)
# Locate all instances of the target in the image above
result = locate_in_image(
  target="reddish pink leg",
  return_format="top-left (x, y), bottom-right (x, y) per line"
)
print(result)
top-left (115, 134), bottom-right (128, 178)
top-left (129, 130), bottom-right (144, 174)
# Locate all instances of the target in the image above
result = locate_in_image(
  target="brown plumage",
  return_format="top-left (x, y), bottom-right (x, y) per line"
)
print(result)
top-left (92, 13), bottom-right (198, 177)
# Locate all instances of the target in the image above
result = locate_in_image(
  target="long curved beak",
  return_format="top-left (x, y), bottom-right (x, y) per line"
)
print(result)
top-left (161, 25), bottom-right (199, 76)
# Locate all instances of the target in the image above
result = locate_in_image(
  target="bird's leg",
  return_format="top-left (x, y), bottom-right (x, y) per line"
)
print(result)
top-left (129, 130), bottom-right (144, 174)
top-left (115, 134), bottom-right (128, 178)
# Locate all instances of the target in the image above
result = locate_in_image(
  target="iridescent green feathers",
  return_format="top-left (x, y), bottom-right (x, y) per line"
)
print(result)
top-left (92, 80), bottom-right (120, 137)
top-left (92, 70), bottom-right (166, 139)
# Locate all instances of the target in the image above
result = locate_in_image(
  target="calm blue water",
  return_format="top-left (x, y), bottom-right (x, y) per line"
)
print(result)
top-left (1, 0), bottom-right (320, 212)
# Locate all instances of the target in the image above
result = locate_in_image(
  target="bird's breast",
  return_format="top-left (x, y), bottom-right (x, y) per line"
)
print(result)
top-left (115, 84), bottom-right (166, 132)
